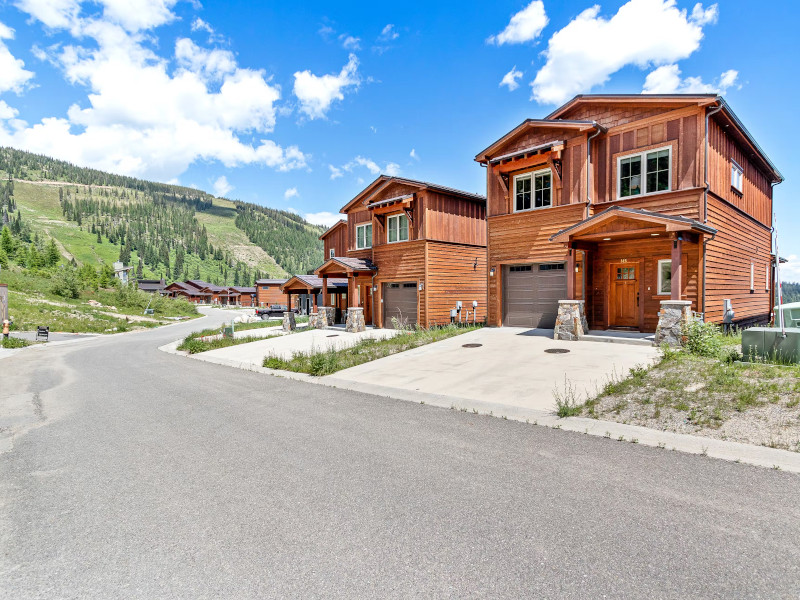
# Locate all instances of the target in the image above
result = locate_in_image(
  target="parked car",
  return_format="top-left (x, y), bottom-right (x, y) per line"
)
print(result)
top-left (254, 304), bottom-right (293, 319)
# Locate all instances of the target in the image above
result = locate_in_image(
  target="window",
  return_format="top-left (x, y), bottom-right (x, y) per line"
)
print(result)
top-left (514, 169), bottom-right (551, 211)
top-left (356, 223), bottom-right (372, 249)
top-left (539, 263), bottom-right (565, 271)
top-left (731, 160), bottom-right (743, 193)
top-left (750, 262), bottom-right (754, 292)
top-left (618, 146), bottom-right (671, 198)
top-left (509, 265), bottom-right (532, 272)
top-left (616, 267), bottom-right (635, 280)
top-left (329, 249), bottom-right (335, 258)
top-left (766, 262), bottom-right (770, 291)
top-left (657, 259), bottom-right (671, 295)
top-left (387, 214), bottom-right (409, 243)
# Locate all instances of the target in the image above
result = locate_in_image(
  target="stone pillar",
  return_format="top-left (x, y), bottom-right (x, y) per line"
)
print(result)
top-left (308, 312), bottom-right (318, 328)
top-left (346, 307), bottom-right (366, 333)
top-left (553, 300), bottom-right (588, 341)
top-left (654, 300), bottom-right (693, 346)
top-left (317, 306), bottom-right (334, 327)
top-left (282, 311), bottom-right (296, 332)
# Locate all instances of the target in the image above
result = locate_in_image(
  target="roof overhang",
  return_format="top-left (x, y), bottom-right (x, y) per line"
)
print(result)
top-left (319, 219), bottom-right (347, 241)
top-left (281, 275), bottom-right (349, 293)
top-left (550, 206), bottom-right (717, 244)
top-left (315, 257), bottom-right (377, 277)
top-left (475, 120), bottom-right (603, 163)
top-left (340, 175), bottom-right (485, 213)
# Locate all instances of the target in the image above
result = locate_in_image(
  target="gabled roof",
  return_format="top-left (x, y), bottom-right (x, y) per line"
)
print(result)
top-left (319, 219), bottom-right (346, 240)
top-left (231, 286), bottom-right (256, 293)
top-left (255, 279), bottom-right (288, 285)
top-left (281, 274), bottom-right (348, 292)
top-left (549, 206), bottom-right (717, 243)
top-left (475, 120), bottom-right (603, 163)
top-left (315, 256), bottom-right (377, 276)
top-left (185, 279), bottom-right (212, 290)
top-left (545, 94), bottom-right (782, 182)
top-left (340, 175), bottom-right (485, 213)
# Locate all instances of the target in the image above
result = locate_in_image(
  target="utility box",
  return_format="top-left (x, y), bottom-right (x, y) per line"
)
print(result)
top-left (741, 327), bottom-right (800, 363)
top-left (774, 302), bottom-right (800, 328)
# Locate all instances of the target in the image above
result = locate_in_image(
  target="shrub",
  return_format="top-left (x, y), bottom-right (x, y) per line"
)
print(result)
top-left (684, 320), bottom-right (724, 358)
top-left (1, 336), bottom-right (30, 348)
top-left (50, 266), bottom-right (81, 299)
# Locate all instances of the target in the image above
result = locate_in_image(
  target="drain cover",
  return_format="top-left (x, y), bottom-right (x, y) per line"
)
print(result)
top-left (544, 348), bottom-right (570, 354)
top-left (462, 343), bottom-right (482, 348)
top-left (327, 334), bottom-right (339, 338)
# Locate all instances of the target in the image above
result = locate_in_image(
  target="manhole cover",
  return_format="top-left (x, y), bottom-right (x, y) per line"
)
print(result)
top-left (462, 343), bottom-right (483, 348)
top-left (327, 334), bottom-right (339, 338)
top-left (544, 348), bottom-right (570, 354)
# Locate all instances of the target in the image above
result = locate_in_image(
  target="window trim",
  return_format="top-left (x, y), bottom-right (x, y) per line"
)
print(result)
top-left (657, 259), bottom-right (672, 296)
top-left (355, 223), bottom-right (372, 249)
top-left (731, 159), bottom-right (744, 193)
top-left (329, 248), bottom-right (335, 258)
top-left (386, 213), bottom-right (410, 244)
top-left (512, 168), bottom-right (552, 213)
top-left (616, 145), bottom-right (673, 200)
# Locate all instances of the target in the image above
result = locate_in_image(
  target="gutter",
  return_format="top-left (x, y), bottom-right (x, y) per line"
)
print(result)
top-left (586, 123), bottom-right (605, 219)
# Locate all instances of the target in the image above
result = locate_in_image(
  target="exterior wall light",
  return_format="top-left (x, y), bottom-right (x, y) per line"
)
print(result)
top-left (489, 267), bottom-right (496, 277)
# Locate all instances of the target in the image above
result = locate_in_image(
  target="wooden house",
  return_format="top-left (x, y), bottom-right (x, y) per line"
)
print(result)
top-left (281, 275), bottom-right (348, 317)
top-left (315, 176), bottom-right (487, 328)
top-left (164, 281), bottom-right (210, 303)
top-left (255, 279), bottom-right (289, 307)
top-left (475, 94), bottom-right (783, 332)
top-left (230, 286), bottom-right (257, 307)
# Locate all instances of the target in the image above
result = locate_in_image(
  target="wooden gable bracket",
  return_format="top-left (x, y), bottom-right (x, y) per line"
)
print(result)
top-left (550, 158), bottom-right (563, 181)
top-left (403, 206), bottom-right (414, 225)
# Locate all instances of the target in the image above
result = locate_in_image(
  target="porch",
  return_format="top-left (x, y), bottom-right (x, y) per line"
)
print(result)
top-left (280, 275), bottom-right (348, 322)
top-left (315, 257), bottom-right (378, 326)
top-left (550, 207), bottom-right (716, 333)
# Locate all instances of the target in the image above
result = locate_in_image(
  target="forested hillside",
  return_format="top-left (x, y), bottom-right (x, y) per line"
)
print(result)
top-left (782, 282), bottom-right (800, 303)
top-left (0, 147), bottom-right (324, 284)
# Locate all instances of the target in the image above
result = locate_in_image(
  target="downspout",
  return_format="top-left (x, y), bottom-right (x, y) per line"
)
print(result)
top-left (480, 161), bottom-right (489, 326)
top-left (371, 272), bottom-right (376, 328)
top-left (701, 99), bottom-right (724, 318)
top-left (585, 124), bottom-right (603, 219)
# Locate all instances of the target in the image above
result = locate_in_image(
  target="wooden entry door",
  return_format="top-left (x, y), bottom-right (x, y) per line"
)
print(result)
top-left (358, 282), bottom-right (372, 324)
top-left (609, 263), bottom-right (639, 328)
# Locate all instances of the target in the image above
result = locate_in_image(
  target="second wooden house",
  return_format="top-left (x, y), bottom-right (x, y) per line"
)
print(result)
top-left (314, 176), bottom-right (488, 329)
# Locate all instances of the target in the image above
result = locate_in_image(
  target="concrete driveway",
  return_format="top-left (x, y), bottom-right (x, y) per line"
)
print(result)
top-left (327, 327), bottom-right (660, 412)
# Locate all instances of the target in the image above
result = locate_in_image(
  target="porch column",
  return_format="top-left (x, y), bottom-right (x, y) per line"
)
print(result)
top-left (322, 274), bottom-right (329, 307)
top-left (348, 276), bottom-right (357, 308)
top-left (671, 236), bottom-right (683, 301)
top-left (567, 248), bottom-right (576, 300)
top-left (312, 290), bottom-right (318, 311)
top-left (285, 290), bottom-right (291, 308)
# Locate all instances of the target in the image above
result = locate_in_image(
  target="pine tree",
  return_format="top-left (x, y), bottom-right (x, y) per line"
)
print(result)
top-left (0, 226), bottom-right (13, 255)
top-left (45, 238), bottom-right (61, 267)
top-left (96, 230), bottom-right (102, 244)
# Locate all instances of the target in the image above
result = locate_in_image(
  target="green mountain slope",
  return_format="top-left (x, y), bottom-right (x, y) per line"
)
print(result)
top-left (0, 147), bottom-right (325, 285)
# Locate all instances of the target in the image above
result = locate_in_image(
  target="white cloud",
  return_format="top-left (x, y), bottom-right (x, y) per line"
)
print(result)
top-left (305, 211), bottom-right (343, 228)
top-left (379, 24), bottom-right (399, 41)
top-left (284, 187), bottom-right (298, 199)
top-left (690, 2), bottom-right (718, 25)
top-left (487, 1), bottom-right (548, 45)
top-left (643, 64), bottom-right (738, 94)
top-left (13, 0), bottom-right (81, 29)
top-left (97, 0), bottom-right (179, 32)
top-left (0, 21), bottom-right (35, 94)
top-left (191, 17), bottom-right (213, 34)
top-left (328, 164), bottom-right (342, 179)
top-left (342, 155), bottom-right (400, 177)
top-left (0, 100), bottom-right (19, 119)
top-left (213, 175), bottom-right (232, 197)
top-left (1, 3), bottom-right (307, 182)
top-left (780, 255), bottom-right (800, 284)
top-left (410, 148), bottom-right (418, 160)
top-left (293, 54), bottom-right (359, 120)
top-left (531, 0), bottom-right (719, 105)
top-left (339, 34), bottom-right (361, 50)
top-left (499, 66), bottom-right (523, 91)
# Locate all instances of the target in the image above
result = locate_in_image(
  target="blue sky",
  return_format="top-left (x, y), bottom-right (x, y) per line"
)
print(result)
top-left (0, 0), bottom-right (798, 278)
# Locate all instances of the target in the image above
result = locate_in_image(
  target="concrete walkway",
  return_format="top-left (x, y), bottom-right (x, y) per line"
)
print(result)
top-left (200, 326), bottom-right (400, 363)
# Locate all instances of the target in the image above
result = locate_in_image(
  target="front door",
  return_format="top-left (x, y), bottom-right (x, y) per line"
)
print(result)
top-left (610, 263), bottom-right (639, 328)
top-left (358, 283), bottom-right (372, 324)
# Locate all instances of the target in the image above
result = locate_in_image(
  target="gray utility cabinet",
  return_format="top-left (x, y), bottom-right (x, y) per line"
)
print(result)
top-left (741, 327), bottom-right (800, 363)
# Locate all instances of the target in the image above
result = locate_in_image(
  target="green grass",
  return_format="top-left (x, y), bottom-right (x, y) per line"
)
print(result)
top-left (263, 324), bottom-right (482, 376)
top-left (1, 336), bottom-right (31, 348)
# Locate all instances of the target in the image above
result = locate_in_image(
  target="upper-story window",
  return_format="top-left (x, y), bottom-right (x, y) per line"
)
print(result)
top-left (731, 160), bottom-right (743, 193)
top-left (356, 223), bottom-right (372, 249)
top-left (513, 168), bottom-right (551, 212)
top-left (387, 214), bottom-right (409, 243)
top-left (618, 146), bottom-right (671, 198)
top-left (329, 248), bottom-right (335, 258)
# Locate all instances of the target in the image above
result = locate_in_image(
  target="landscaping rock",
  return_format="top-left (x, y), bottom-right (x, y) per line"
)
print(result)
top-left (553, 300), bottom-right (588, 341)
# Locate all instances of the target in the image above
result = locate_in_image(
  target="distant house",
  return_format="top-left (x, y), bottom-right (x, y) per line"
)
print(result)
top-left (255, 279), bottom-right (288, 307)
top-left (164, 281), bottom-right (210, 303)
top-left (281, 275), bottom-right (348, 318)
top-left (138, 279), bottom-right (166, 294)
top-left (113, 261), bottom-right (133, 286)
top-left (230, 286), bottom-right (257, 307)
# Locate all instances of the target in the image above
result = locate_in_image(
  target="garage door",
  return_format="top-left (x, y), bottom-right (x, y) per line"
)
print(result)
top-left (503, 263), bottom-right (566, 328)
top-left (384, 282), bottom-right (418, 328)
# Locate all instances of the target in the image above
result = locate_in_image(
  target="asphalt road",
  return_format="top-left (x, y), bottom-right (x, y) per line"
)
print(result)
top-left (1, 308), bottom-right (799, 599)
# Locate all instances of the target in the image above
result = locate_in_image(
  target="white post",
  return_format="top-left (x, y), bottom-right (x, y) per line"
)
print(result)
top-left (774, 212), bottom-right (786, 338)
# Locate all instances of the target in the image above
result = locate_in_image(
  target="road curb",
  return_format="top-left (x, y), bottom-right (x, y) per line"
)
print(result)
top-left (158, 337), bottom-right (800, 474)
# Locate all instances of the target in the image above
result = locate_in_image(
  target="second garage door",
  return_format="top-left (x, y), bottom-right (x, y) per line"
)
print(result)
top-left (384, 282), bottom-right (418, 328)
top-left (503, 263), bottom-right (567, 328)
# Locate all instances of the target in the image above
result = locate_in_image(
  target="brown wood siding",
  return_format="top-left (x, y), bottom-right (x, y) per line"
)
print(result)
top-left (347, 208), bottom-right (372, 252)
top-left (707, 118), bottom-right (773, 226)
top-left (372, 240), bottom-right (426, 328)
top-left (561, 103), bottom-right (695, 130)
top-left (704, 196), bottom-right (772, 324)
top-left (425, 242), bottom-right (488, 327)
top-left (487, 203), bottom-right (586, 326)
top-left (588, 239), bottom-right (699, 333)
top-left (592, 188), bottom-right (702, 220)
top-left (424, 191), bottom-right (486, 246)
top-left (322, 223), bottom-right (347, 258)
top-left (256, 284), bottom-right (288, 306)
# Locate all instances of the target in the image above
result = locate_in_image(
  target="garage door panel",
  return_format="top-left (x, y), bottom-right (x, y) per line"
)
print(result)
top-left (384, 282), bottom-right (418, 328)
top-left (503, 264), bottom-right (566, 328)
